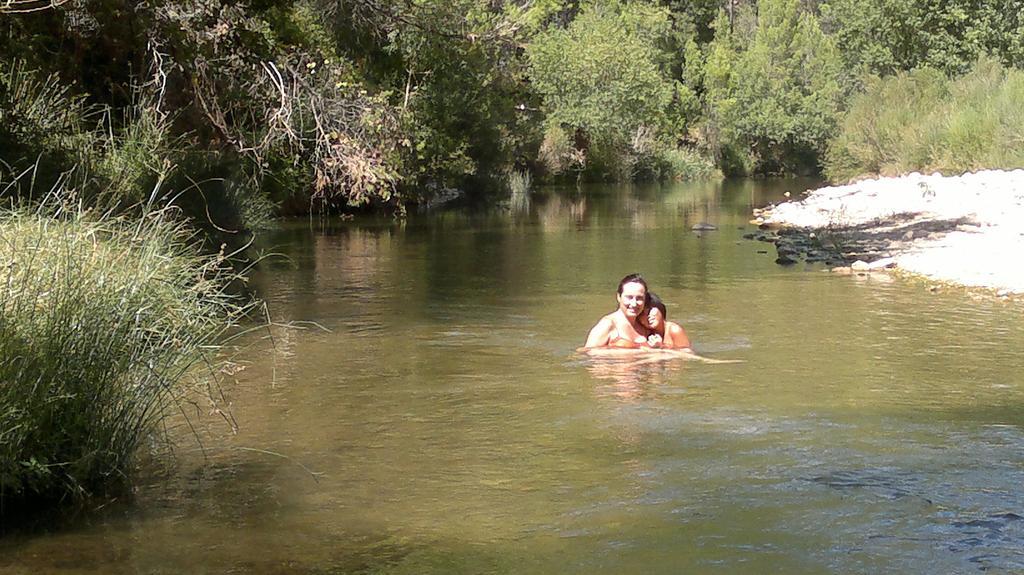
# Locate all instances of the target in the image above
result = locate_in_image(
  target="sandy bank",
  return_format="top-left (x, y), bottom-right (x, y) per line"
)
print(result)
top-left (755, 170), bottom-right (1024, 294)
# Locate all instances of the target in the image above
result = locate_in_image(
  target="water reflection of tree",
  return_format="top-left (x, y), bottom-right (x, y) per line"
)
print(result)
top-left (509, 187), bottom-right (531, 216)
top-left (513, 179), bottom-right (807, 232)
top-left (249, 221), bottom-right (401, 326)
top-left (536, 194), bottom-right (588, 229)
top-left (313, 226), bottom-right (396, 293)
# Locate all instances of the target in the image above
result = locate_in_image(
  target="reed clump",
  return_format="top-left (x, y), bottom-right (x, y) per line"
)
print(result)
top-left (0, 204), bottom-right (250, 508)
top-left (825, 57), bottom-right (1024, 181)
top-left (508, 169), bottom-right (532, 197)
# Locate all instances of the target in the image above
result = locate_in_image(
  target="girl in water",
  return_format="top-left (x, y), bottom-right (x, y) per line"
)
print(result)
top-left (582, 274), bottom-right (690, 352)
top-left (582, 279), bottom-right (737, 363)
top-left (639, 293), bottom-right (691, 350)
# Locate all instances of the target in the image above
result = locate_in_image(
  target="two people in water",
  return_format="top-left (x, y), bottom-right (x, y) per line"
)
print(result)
top-left (584, 273), bottom-right (691, 351)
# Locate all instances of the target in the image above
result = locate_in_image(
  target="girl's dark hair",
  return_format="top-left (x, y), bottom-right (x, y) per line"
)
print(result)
top-left (617, 273), bottom-right (648, 294)
top-left (646, 292), bottom-right (667, 318)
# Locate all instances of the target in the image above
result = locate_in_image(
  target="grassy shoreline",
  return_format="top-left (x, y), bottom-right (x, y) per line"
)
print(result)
top-left (825, 58), bottom-right (1024, 183)
top-left (0, 205), bottom-right (251, 511)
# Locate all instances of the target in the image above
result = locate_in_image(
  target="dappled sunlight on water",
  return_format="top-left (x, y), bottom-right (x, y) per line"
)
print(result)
top-left (3, 179), bottom-right (1024, 573)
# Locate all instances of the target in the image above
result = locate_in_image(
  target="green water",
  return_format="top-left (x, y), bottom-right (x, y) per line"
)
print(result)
top-left (3, 180), bottom-right (1024, 574)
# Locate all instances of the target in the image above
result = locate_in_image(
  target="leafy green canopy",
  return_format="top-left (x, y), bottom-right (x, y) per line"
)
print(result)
top-left (704, 0), bottom-right (845, 174)
top-left (305, 0), bottom-right (537, 194)
top-left (0, 0), bottom-right (426, 217)
top-left (528, 2), bottom-right (675, 142)
top-left (821, 0), bottom-right (1024, 76)
top-left (6, 0), bottom-right (1024, 196)
top-left (525, 1), bottom-right (716, 180)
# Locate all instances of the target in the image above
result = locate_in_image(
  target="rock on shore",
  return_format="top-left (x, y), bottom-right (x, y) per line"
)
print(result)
top-left (755, 170), bottom-right (1024, 294)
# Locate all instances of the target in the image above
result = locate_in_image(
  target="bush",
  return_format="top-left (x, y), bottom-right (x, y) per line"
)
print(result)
top-left (0, 205), bottom-right (250, 507)
top-left (0, 61), bottom-right (98, 198)
top-left (825, 58), bottom-right (1024, 181)
top-left (0, 59), bottom-right (279, 234)
top-left (654, 147), bottom-right (721, 181)
top-left (537, 123), bottom-right (586, 178)
top-left (527, 1), bottom-right (677, 179)
top-left (704, 0), bottom-right (845, 175)
top-left (824, 68), bottom-right (949, 180)
top-left (933, 59), bottom-right (1024, 172)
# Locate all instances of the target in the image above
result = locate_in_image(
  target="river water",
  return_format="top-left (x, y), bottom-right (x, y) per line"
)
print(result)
top-left (3, 180), bottom-right (1024, 574)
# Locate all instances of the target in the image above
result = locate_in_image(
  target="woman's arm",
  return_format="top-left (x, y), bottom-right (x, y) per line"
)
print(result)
top-left (583, 317), bottom-right (615, 348)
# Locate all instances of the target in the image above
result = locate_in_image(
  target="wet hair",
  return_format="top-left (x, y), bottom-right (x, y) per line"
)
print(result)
top-left (617, 273), bottom-right (648, 295)
top-left (646, 292), bottom-right (667, 318)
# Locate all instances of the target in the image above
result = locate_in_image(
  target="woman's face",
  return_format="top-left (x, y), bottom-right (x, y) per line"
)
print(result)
top-left (642, 306), bottom-right (664, 330)
top-left (617, 282), bottom-right (646, 319)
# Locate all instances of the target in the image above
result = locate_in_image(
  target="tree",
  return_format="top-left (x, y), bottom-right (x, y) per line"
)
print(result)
top-left (314, 0), bottom-right (536, 190)
top-left (821, 0), bottom-right (1024, 76)
top-left (527, 1), bottom-right (678, 177)
top-left (706, 0), bottom-right (845, 174)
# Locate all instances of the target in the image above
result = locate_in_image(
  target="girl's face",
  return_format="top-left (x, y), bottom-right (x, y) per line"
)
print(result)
top-left (642, 307), bottom-right (664, 330)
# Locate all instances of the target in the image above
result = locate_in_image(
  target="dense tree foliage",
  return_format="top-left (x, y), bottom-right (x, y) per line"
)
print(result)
top-left (2, 0), bottom-right (1024, 221)
top-left (820, 0), bottom-right (1024, 76)
top-left (704, 0), bottom-right (844, 174)
top-left (528, 2), bottom-right (704, 179)
top-left (529, 4), bottom-right (674, 142)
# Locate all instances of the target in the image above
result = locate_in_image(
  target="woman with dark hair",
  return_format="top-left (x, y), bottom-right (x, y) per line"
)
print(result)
top-left (640, 292), bottom-right (691, 350)
top-left (583, 273), bottom-right (651, 349)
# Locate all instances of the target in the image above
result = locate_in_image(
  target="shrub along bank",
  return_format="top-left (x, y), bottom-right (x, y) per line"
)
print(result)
top-left (825, 58), bottom-right (1024, 181)
top-left (0, 205), bottom-right (250, 510)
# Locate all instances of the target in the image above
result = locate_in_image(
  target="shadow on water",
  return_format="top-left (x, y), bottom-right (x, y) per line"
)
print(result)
top-left (809, 469), bottom-right (931, 502)
top-left (805, 466), bottom-right (1024, 572)
top-left (0, 455), bottom-right (429, 574)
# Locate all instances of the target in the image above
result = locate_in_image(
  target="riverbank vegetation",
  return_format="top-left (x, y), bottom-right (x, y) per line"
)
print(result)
top-left (3, 0), bottom-right (1024, 216)
top-left (825, 59), bottom-right (1024, 181)
top-left (0, 204), bottom-right (249, 509)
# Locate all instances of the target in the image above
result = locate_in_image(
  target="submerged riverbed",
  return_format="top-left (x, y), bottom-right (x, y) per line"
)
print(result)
top-left (3, 180), bottom-right (1024, 574)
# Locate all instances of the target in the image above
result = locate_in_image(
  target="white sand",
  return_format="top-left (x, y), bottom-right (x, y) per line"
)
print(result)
top-left (761, 170), bottom-right (1024, 294)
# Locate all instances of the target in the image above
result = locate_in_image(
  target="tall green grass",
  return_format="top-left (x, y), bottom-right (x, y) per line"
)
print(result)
top-left (654, 147), bottom-right (722, 181)
top-left (507, 169), bottom-right (532, 197)
top-left (825, 58), bottom-right (1024, 181)
top-left (0, 204), bottom-right (251, 508)
top-left (0, 61), bottom-right (273, 233)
